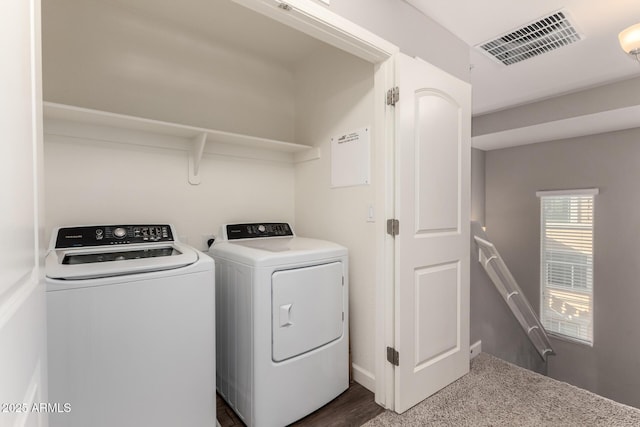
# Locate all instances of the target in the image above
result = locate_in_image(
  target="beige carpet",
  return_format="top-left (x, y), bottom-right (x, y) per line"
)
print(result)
top-left (364, 353), bottom-right (640, 426)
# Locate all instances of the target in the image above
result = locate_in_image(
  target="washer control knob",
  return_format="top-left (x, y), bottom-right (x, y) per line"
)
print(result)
top-left (258, 224), bottom-right (266, 233)
top-left (113, 227), bottom-right (127, 239)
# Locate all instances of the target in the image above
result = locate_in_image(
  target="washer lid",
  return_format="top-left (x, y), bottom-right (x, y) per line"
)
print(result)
top-left (45, 242), bottom-right (198, 280)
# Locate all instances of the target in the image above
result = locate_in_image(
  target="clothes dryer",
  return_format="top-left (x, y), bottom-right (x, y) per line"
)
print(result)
top-left (209, 223), bottom-right (348, 427)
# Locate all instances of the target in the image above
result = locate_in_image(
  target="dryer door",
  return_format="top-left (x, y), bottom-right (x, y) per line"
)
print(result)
top-left (272, 262), bottom-right (344, 362)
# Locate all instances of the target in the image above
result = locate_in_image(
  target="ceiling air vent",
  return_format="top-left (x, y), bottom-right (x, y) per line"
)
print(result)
top-left (476, 10), bottom-right (582, 66)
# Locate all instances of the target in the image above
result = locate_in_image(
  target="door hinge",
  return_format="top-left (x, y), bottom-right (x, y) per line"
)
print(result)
top-left (386, 86), bottom-right (399, 106)
top-left (387, 346), bottom-right (399, 366)
top-left (386, 219), bottom-right (399, 237)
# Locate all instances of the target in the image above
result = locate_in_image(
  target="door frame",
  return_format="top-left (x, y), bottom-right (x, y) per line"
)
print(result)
top-left (232, 0), bottom-right (399, 409)
top-left (0, 0), bottom-right (48, 425)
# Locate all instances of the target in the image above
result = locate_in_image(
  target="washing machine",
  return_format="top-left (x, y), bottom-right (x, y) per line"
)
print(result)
top-left (45, 224), bottom-right (215, 427)
top-left (209, 222), bottom-right (348, 427)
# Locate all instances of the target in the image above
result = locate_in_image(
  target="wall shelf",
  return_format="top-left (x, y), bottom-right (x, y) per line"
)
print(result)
top-left (43, 102), bottom-right (320, 184)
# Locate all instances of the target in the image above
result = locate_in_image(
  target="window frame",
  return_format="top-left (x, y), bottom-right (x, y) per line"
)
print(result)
top-left (537, 188), bottom-right (598, 346)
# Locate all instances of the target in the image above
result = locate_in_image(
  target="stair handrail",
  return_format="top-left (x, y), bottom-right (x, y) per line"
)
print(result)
top-left (474, 235), bottom-right (555, 360)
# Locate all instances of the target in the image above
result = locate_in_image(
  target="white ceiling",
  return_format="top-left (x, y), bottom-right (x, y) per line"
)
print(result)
top-left (406, 0), bottom-right (640, 115)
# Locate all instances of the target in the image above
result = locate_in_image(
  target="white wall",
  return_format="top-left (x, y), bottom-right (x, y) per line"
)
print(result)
top-left (293, 45), bottom-right (376, 390)
top-left (44, 136), bottom-right (296, 249)
top-left (473, 76), bottom-right (640, 136)
top-left (42, 0), bottom-right (304, 247)
top-left (0, 0), bottom-right (48, 425)
top-left (42, 0), bottom-right (297, 142)
top-left (329, 0), bottom-right (470, 82)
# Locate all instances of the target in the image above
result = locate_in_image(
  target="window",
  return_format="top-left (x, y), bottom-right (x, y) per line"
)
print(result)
top-left (537, 189), bottom-right (597, 345)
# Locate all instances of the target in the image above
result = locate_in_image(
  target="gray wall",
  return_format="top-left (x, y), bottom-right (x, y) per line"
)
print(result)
top-left (485, 127), bottom-right (640, 408)
top-left (470, 222), bottom-right (547, 374)
top-left (471, 148), bottom-right (485, 225)
top-left (470, 148), bottom-right (545, 374)
top-left (328, 0), bottom-right (470, 82)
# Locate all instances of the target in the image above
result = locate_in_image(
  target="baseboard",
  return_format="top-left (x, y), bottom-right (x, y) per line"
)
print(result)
top-left (470, 340), bottom-right (482, 359)
top-left (352, 363), bottom-right (375, 392)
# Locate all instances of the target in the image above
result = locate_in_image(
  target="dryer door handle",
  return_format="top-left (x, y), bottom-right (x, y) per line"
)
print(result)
top-left (279, 303), bottom-right (293, 327)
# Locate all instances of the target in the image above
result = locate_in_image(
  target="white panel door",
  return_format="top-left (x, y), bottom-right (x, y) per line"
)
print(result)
top-left (394, 53), bottom-right (471, 413)
top-left (0, 0), bottom-right (47, 427)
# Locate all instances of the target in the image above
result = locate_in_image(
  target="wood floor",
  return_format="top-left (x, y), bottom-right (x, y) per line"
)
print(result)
top-left (217, 382), bottom-right (385, 427)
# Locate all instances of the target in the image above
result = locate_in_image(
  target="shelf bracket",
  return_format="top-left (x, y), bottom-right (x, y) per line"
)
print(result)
top-left (188, 132), bottom-right (207, 185)
top-left (293, 147), bottom-right (321, 163)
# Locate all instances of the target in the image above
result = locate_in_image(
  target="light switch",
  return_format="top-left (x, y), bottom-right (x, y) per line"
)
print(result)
top-left (367, 204), bottom-right (375, 222)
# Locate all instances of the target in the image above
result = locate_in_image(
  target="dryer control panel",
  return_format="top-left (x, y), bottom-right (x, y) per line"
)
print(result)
top-left (55, 225), bottom-right (174, 248)
top-left (226, 223), bottom-right (293, 240)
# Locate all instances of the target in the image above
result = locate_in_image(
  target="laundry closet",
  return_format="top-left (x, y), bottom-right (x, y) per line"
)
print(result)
top-left (42, 0), bottom-right (380, 393)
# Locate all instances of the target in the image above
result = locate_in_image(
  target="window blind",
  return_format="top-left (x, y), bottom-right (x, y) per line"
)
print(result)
top-left (538, 190), bottom-right (596, 345)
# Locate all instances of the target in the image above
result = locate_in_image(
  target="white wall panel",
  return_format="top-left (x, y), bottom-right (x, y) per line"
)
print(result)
top-left (1, 2), bottom-right (37, 295)
top-left (328, 0), bottom-right (470, 82)
top-left (42, 0), bottom-right (299, 142)
top-left (0, 0), bottom-right (47, 424)
top-left (44, 137), bottom-right (295, 250)
top-left (293, 44), bottom-right (376, 388)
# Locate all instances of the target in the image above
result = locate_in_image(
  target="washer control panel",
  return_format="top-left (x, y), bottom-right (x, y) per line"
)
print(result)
top-left (226, 223), bottom-right (293, 240)
top-left (55, 225), bottom-right (174, 248)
